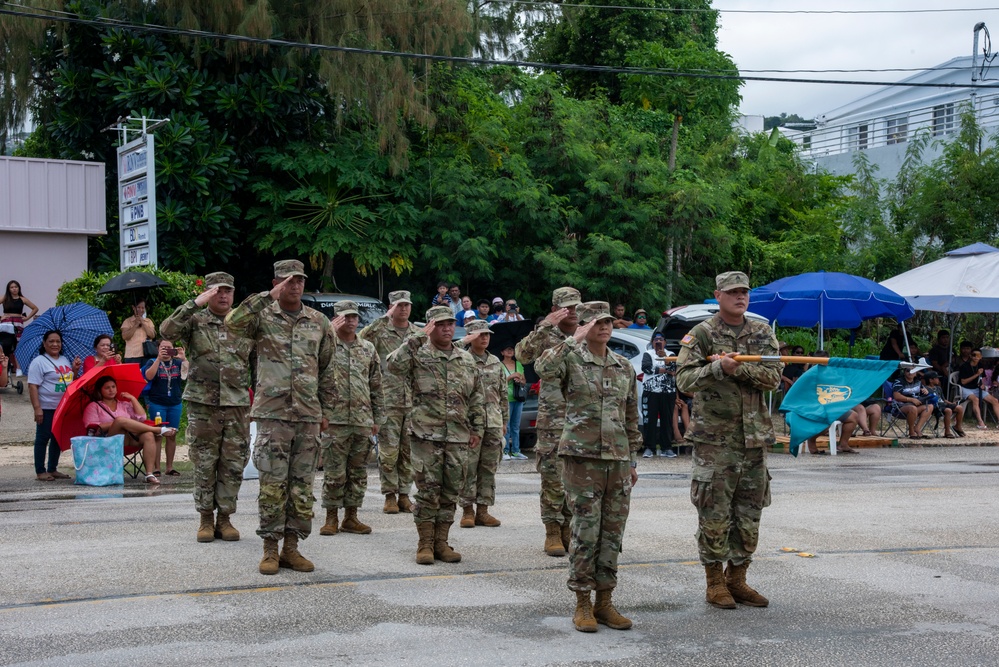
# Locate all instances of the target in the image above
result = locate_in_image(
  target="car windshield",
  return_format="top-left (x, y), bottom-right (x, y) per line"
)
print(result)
top-left (307, 299), bottom-right (386, 329)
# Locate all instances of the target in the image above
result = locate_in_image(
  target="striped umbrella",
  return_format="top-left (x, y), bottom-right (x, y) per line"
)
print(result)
top-left (14, 303), bottom-right (114, 371)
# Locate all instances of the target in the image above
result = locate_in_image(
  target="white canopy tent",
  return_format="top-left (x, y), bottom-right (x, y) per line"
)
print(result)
top-left (880, 243), bottom-right (999, 313)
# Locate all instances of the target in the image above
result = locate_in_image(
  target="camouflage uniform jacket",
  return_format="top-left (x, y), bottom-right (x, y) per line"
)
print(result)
top-left (159, 300), bottom-right (253, 407)
top-left (469, 349), bottom-right (508, 430)
top-left (515, 321), bottom-right (569, 432)
top-left (675, 314), bottom-right (782, 449)
top-left (328, 334), bottom-right (384, 428)
top-left (535, 338), bottom-right (643, 462)
top-left (359, 317), bottom-right (421, 411)
top-left (225, 292), bottom-right (336, 423)
top-left (386, 332), bottom-right (485, 442)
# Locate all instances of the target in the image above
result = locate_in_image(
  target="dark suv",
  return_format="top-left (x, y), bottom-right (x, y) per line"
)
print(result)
top-left (300, 293), bottom-right (387, 329)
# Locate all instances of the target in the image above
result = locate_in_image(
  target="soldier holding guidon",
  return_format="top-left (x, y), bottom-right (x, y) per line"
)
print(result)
top-left (160, 272), bottom-right (253, 543)
top-left (360, 291), bottom-right (420, 515)
top-left (676, 271), bottom-right (781, 609)
top-left (319, 300), bottom-right (384, 537)
top-left (455, 319), bottom-right (506, 529)
top-left (387, 306), bottom-right (485, 565)
top-left (536, 301), bottom-right (643, 633)
top-left (225, 260), bottom-right (337, 575)
top-left (515, 287), bottom-right (583, 557)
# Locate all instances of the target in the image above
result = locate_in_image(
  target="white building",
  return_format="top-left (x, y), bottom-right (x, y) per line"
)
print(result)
top-left (795, 56), bottom-right (999, 180)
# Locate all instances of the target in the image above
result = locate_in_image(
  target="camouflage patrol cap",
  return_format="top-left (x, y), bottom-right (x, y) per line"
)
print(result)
top-left (388, 290), bottom-right (412, 305)
top-left (204, 272), bottom-right (234, 289)
top-left (334, 300), bottom-right (359, 316)
top-left (274, 259), bottom-right (308, 279)
top-left (577, 301), bottom-right (614, 325)
top-left (716, 271), bottom-right (750, 291)
top-left (465, 320), bottom-right (492, 334)
top-left (552, 286), bottom-right (582, 307)
top-left (425, 305), bottom-right (456, 323)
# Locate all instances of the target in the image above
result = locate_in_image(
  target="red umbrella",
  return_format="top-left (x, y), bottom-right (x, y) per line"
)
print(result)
top-left (51, 363), bottom-right (148, 450)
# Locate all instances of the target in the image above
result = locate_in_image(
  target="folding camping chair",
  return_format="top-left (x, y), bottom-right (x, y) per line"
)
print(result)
top-left (878, 380), bottom-right (908, 442)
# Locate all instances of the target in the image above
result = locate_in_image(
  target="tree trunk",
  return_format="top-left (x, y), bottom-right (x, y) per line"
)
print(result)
top-left (322, 253), bottom-right (339, 292)
top-left (668, 115), bottom-right (681, 173)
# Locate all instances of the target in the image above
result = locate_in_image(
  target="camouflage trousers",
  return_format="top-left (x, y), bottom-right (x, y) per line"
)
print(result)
top-left (562, 456), bottom-right (632, 592)
top-left (253, 418), bottom-right (322, 541)
top-left (321, 425), bottom-right (373, 509)
top-left (187, 403), bottom-right (249, 515)
top-left (378, 408), bottom-right (413, 496)
top-left (535, 430), bottom-right (571, 526)
top-left (410, 436), bottom-right (464, 524)
top-left (690, 442), bottom-right (771, 566)
top-left (458, 427), bottom-right (503, 507)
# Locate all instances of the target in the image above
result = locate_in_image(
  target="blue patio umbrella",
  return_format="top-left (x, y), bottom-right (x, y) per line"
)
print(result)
top-left (14, 303), bottom-right (114, 371)
top-left (749, 271), bottom-right (915, 349)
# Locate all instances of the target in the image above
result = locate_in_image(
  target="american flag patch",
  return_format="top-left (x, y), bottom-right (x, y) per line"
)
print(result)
top-left (680, 334), bottom-right (695, 345)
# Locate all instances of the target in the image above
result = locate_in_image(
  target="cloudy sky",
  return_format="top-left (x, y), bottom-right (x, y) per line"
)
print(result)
top-left (715, 1), bottom-right (999, 119)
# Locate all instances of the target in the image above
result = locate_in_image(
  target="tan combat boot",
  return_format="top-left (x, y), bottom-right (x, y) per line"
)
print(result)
top-left (460, 505), bottom-right (475, 528)
top-left (214, 513), bottom-right (240, 541)
top-left (197, 511), bottom-right (215, 543)
top-left (572, 591), bottom-right (598, 632)
top-left (340, 507), bottom-right (372, 534)
top-left (593, 590), bottom-right (632, 630)
top-left (704, 562), bottom-right (736, 609)
top-left (475, 504), bottom-right (501, 527)
top-left (544, 522), bottom-right (566, 557)
top-left (561, 521), bottom-right (571, 551)
top-left (319, 508), bottom-right (339, 536)
top-left (416, 522), bottom-right (435, 565)
top-left (725, 561), bottom-right (769, 607)
top-left (397, 494), bottom-right (413, 513)
top-left (259, 538), bottom-right (280, 575)
top-left (384, 493), bottom-right (399, 514)
top-left (279, 532), bottom-right (315, 572)
top-left (433, 522), bottom-right (462, 562)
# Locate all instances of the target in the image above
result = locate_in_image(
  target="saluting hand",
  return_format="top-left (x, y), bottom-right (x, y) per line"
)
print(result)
top-left (544, 308), bottom-right (570, 326)
top-left (572, 320), bottom-right (594, 343)
top-left (195, 285), bottom-right (219, 307)
top-left (386, 301), bottom-right (398, 319)
top-left (422, 320), bottom-right (436, 336)
top-left (331, 315), bottom-right (348, 334)
top-left (269, 275), bottom-right (293, 301)
top-left (460, 330), bottom-right (484, 346)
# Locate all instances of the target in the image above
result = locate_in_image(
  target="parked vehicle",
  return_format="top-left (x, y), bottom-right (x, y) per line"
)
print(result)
top-left (654, 303), bottom-right (769, 350)
top-left (300, 293), bottom-right (387, 329)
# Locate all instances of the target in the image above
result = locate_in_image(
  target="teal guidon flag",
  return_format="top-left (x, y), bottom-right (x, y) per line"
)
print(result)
top-left (780, 358), bottom-right (899, 456)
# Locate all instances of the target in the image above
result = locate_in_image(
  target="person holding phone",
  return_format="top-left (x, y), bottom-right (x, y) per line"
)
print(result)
top-left (494, 300), bottom-right (525, 323)
top-left (83, 334), bottom-right (122, 373)
top-left (142, 339), bottom-right (188, 476)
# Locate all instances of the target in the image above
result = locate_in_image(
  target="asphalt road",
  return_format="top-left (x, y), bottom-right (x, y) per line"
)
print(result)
top-left (1, 447), bottom-right (997, 667)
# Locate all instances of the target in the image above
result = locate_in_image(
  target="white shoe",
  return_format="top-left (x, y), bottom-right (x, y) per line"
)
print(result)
top-left (15, 369), bottom-right (23, 377)
top-left (513, 453), bottom-right (529, 460)
top-left (642, 449), bottom-right (653, 458)
top-left (502, 453), bottom-right (512, 461)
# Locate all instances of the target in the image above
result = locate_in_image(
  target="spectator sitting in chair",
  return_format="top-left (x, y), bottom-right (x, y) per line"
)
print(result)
top-left (805, 405), bottom-right (861, 454)
top-left (957, 348), bottom-right (999, 429)
top-left (922, 370), bottom-right (965, 438)
top-left (892, 367), bottom-right (934, 439)
top-left (781, 345), bottom-right (806, 391)
top-left (628, 309), bottom-right (652, 330)
top-left (83, 376), bottom-right (176, 485)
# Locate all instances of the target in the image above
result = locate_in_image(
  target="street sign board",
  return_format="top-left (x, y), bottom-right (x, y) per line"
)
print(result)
top-left (117, 133), bottom-right (157, 269)
top-left (122, 244), bottom-right (152, 268)
top-left (122, 223), bottom-right (150, 247)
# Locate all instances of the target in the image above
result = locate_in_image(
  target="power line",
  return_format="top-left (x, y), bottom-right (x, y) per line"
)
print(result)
top-left (486, 1), bottom-right (999, 15)
top-left (3, 5), bottom-right (999, 89)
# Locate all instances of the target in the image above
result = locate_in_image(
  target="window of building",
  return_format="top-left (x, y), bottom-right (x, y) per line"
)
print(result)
top-left (847, 123), bottom-right (869, 150)
top-left (932, 103), bottom-right (955, 136)
top-left (886, 114), bottom-right (908, 145)
top-left (802, 135), bottom-right (812, 150)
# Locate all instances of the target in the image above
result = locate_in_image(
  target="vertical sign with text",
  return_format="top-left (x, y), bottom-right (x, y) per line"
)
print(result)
top-left (117, 133), bottom-right (157, 270)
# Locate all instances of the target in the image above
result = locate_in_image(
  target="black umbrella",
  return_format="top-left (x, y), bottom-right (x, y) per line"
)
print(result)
top-left (97, 271), bottom-right (168, 295)
top-left (486, 320), bottom-right (536, 358)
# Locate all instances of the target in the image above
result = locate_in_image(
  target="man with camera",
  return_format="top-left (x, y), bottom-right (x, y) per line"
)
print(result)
top-left (161, 271), bottom-right (253, 543)
top-left (494, 300), bottom-right (525, 323)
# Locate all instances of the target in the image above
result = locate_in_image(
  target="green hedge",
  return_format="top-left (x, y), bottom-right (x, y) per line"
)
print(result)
top-left (56, 268), bottom-right (204, 351)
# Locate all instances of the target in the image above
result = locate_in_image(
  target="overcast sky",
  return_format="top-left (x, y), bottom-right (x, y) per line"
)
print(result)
top-left (715, 0), bottom-right (999, 119)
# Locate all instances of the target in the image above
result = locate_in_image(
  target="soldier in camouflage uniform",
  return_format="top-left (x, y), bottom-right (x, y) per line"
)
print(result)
top-left (536, 301), bottom-right (643, 633)
top-left (455, 319), bottom-right (505, 529)
top-left (319, 300), bottom-right (383, 537)
top-left (515, 286), bottom-right (582, 557)
top-left (225, 260), bottom-right (337, 576)
top-left (360, 290), bottom-right (420, 514)
top-left (160, 272), bottom-right (253, 544)
top-left (386, 306), bottom-right (485, 565)
top-left (676, 271), bottom-right (781, 610)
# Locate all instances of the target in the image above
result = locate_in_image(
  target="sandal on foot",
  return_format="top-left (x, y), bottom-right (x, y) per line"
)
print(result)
top-left (144, 474), bottom-right (161, 485)
top-left (861, 430), bottom-right (874, 437)
top-left (36, 473), bottom-right (54, 481)
top-left (955, 428), bottom-right (966, 437)
top-left (165, 469), bottom-right (181, 476)
top-left (945, 432), bottom-right (957, 439)
top-left (49, 471), bottom-right (71, 479)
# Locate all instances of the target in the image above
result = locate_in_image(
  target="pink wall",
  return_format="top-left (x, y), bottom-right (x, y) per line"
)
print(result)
top-left (1, 232), bottom-right (90, 313)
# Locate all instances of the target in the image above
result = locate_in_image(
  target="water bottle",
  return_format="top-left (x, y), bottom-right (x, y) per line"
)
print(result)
top-left (154, 412), bottom-right (162, 426)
